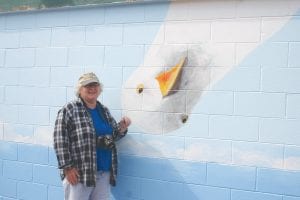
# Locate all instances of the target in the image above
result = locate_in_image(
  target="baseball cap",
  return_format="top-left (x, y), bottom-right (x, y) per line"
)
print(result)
top-left (78, 72), bottom-right (100, 87)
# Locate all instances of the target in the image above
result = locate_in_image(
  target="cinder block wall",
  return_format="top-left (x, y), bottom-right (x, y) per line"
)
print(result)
top-left (0, 1), bottom-right (300, 200)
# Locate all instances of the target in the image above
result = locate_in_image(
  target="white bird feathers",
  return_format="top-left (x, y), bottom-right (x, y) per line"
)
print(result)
top-left (122, 45), bottom-right (213, 134)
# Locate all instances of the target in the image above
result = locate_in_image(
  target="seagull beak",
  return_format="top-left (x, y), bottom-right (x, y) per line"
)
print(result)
top-left (155, 57), bottom-right (186, 97)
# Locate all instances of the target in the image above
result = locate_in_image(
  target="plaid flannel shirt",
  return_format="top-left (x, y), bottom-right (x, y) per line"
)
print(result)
top-left (53, 98), bottom-right (126, 187)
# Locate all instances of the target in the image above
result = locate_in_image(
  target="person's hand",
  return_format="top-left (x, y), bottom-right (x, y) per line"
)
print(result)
top-left (64, 167), bottom-right (79, 185)
top-left (119, 116), bottom-right (131, 133)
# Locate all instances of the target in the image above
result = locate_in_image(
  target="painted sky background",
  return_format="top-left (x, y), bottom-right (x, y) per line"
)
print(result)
top-left (122, 0), bottom-right (300, 172)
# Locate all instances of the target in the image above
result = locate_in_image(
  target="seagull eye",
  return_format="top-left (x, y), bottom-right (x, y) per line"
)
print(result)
top-left (181, 114), bottom-right (188, 123)
top-left (136, 84), bottom-right (144, 94)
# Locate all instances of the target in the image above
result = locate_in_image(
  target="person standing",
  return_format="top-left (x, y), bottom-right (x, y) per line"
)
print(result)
top-left (54, 72), bottom-right (131, 200)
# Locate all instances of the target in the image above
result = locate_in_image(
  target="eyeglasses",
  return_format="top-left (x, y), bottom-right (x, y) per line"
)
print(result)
top-left (84, 82), bottom-right (100, 88)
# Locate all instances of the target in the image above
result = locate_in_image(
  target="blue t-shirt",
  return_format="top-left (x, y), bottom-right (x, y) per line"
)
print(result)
top-left (88, 107), bottom-right (113, 171)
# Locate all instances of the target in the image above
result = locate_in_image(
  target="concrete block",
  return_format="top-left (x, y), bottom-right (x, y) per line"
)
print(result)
top-left (287, 94), bottom-right (300, 119)
top-left (207, 163), bottom-right (256, 190)
top-left (232, 141), bottom-right (284, 168)
top-left (33, 165), bottom-right (61, 186)
top-left (105, 45), bottom-right (144, 66)
top-left (86, 25), bottom-right (123, 45)
top-left (5, 48), bottom-right (35, 68)
top-left (105, 4), bottom-right (145, 24)
top-left (3, 160), bottom-right (32, 181)
top-left (284, 145), bottom-right (300, 171)
top-left (212, 19), bottom-right (260, 42)
top-left (262, 68), bottom-right (300, 92)
top-left (6, 13), bottom-right (36, 29)
top-left (124, 23), bottom-right (164, 45)
top-left (0, 105), bottom-right (18, 123)
top-left (257, 168), bottom-right (300, 196)
top-left (36, 11), bottom-right (69, 27)
top-left (191, 91), bottom-right (234, 115)
top-left (0, 177), bottom-right (17, 198)
top-left (19, 68), bottom-right (50, 87)
top-left (51, 27), bottom-right (85, 47)
top-left (34, 87), bottom-right (66, 106)
top-left (232, 190), bottom-right (282, 200)
top-left (289, 42), bottom-right (300, 67)
top-left (187, 1), bottom-right (235, 19)
top-left (234, 92), bottom-right (285, 118)
top-left (183, 184), bottom-right (230, 200)
top-left (210, 115), bottom-right (259, 141)
top-left (50, 68), bottom-right (83, 87)
top-left (3, 123), bottom-right (34, 143)
top-left (68, 7), bottom-right (104, 26)
top-left (260, 118), bottom-right (300, 145)
top-left (20, 28), bottom-right (51, 48)
top-left (0, 141), bottom-right (17, 160)
top-left (0, 31), bottom-right (19, 48)
top-left (68, 46), bottom-right (104, 67)
top-left (36, 47), bottom-right (68, 67)
top-left (141, 179), bottom-right (183, 200)
top-left (17, 182), bottom-right (47, 200)
top-left (19, 106), bottom-right (49, 125)
top-left (185, 138), bottom-right (231, 163)
top-left (18, 144), bottom-right (48, 164)
top-left (212, 67), bottom-right (261, 91)
top-left (165, 21), bottom-right (210, 44)
top-left (48, 186), bottom-right (64, 200)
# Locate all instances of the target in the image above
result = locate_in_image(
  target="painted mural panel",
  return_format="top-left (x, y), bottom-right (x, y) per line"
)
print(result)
top-left (0, 0), bottom-right (300, 200)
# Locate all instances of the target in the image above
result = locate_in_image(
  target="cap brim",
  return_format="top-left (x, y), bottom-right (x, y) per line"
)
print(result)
top-left (81, 79), bottom-right (99, 86)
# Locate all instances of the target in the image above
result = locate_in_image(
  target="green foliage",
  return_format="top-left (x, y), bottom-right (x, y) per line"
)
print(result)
top-left (0, 0), bottom-right (135, 12)
top-left (40, 0), bottom-right (74, 7)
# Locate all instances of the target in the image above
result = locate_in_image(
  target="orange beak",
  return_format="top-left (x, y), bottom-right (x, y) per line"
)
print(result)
top-left (155, 57), bottom-right (186, 97)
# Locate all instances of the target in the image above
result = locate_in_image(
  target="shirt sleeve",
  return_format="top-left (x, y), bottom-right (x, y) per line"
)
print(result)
top-left (53, 107), bottom-right (73, 169)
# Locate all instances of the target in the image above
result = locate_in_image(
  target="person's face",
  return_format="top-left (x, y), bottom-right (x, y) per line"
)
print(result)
top-left (79, 82), bottom-right (101, 103)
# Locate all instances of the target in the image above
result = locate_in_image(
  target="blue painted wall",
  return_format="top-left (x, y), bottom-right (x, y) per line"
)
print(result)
top-left (0, 1), bottom-right (300, 200)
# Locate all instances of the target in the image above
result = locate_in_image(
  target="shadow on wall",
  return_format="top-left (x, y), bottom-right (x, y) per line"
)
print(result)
top-left (112, 138), bottom-right (206, 200)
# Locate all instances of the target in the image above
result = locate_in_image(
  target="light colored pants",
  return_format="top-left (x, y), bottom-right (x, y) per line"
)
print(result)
top-left (63, 171), bottom-right (110, 200)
